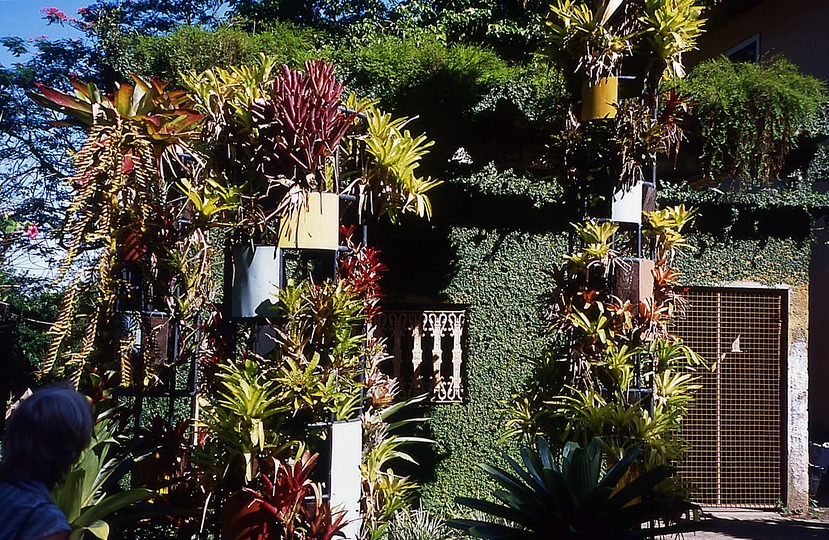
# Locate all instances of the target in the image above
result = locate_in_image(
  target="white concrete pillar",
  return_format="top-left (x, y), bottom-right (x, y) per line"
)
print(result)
top-left (787, 284), bottom-right (810, 511)
top-left (329, 419), bottom-right (362, 539)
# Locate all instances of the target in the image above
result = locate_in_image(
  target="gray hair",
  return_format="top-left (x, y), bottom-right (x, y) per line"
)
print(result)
top-left (2, 385), bottom-right (93, 486)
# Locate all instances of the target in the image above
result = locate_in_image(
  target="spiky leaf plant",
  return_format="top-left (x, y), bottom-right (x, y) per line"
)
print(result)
top-left (449, 437), bottom-right (698, 540)
top-left (345, 97), bottom-right (442, 222)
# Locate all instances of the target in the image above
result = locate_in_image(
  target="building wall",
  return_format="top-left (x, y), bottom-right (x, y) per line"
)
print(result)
top-left (789, 284), bottom-right (810, 511)
top-left (691, 0), bottom-right (829, 81)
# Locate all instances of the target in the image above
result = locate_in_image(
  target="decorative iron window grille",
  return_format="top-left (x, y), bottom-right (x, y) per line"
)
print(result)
top-left (374, 309), bottom-right (466, 403)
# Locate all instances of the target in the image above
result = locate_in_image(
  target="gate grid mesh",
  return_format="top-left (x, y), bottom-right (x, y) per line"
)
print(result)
top-left (673, 288), bottom-right (784, 508)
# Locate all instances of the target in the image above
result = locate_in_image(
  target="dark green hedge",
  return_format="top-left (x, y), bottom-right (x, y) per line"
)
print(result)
top-left (115, 24), bottom-right (321, 83)
top-left (112, 26), bottom-right (568, 171)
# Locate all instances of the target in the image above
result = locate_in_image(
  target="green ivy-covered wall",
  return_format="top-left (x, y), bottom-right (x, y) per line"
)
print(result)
top-left (374, 161), bottom-right (829, 510)
top-left (661, 181), bottom-right (829, 286)
top-left (420, 226), bottom-right (564, 508)
top-left (376, 165), bottom-right (571, 509)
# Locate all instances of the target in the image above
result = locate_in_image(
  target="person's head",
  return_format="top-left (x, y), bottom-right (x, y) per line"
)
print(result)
top-left (2, 385), bottom-right (93, 486)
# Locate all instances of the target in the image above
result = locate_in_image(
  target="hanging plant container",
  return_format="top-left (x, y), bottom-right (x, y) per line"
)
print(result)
top-left (228, 245), bottom-right (283, 319)
top-left (114, 311), bottom-right (173, 387)
top-left (581, 77), bottom-right (619, 121)
top-left (642, 180), bottom-right (656, 213)
top-left (228, 190), bottom-right (340, 319)
top-left (117, 228), bottom-right (146, 264)
top-left (611, 180), bottom-right (643, 224)
top-left (329, 418), bottom-right (363, 539)
top-left (277, 192), bottom-right (339, 251)
top-left (614, 257), bottom-right (655, 309)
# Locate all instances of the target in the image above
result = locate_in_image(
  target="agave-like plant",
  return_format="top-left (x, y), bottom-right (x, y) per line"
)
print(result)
top-left (639, 0), bottom-right (706, 80)
top-left (386, 507), bottom-right (463, 540)
top-left (449, 437), bottom-right (699, 540)
top-left (544, 0), bottom-right (632, 83)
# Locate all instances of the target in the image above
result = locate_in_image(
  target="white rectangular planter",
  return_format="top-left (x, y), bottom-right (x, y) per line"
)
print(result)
top-left (329, 419), bottom-right (362, 540)
top-left (228, 245), bottom-right (283, 319)
top-left (611, 180), bottom-right (643, 224)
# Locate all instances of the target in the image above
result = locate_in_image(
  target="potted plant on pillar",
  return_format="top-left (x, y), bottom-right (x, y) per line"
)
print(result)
top-left (544, 0), bottom-right (632, 122)
top-left (543, 0), bottom-right (704, 222)
top-left (182, 58), bottom-right (355, 318)
top-left (182, 57), bottom-right (441, 319)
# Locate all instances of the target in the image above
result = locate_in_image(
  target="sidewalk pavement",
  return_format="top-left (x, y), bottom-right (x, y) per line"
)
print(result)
top-left (681, 509), bottom-right (829, 539)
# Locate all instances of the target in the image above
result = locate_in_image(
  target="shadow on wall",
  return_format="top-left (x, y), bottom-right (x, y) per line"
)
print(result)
top-left (372, 173), bottom-right (573, 303)
top-left (809, 218), bottom-right (829, 470)
top-left (694, 205), bottom-right (812, 242)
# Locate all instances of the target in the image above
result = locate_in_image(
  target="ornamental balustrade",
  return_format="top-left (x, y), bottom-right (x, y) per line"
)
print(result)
top-left (374, 309), bottom-right (466, 403)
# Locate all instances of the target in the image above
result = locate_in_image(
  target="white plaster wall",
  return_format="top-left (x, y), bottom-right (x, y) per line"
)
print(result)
top-left (787, 285), bottom-right (810, 511)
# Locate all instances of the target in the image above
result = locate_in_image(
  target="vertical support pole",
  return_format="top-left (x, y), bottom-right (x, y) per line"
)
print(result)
top-left (391, 315), bottom-right (402, 380)
top-left (716, 292), bottom-right (722, 506)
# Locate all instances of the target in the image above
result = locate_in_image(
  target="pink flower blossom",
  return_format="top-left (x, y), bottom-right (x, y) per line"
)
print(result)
top-left (77, 6), bottom-right (89, 13)
top-left (25, 223), bottom-right (38, 239)
top-left (41, 7), bottom-right (68, 22)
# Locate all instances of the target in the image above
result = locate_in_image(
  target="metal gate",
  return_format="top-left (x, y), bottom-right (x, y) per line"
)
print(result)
top-left (674, 287), bottom-right (787, 508)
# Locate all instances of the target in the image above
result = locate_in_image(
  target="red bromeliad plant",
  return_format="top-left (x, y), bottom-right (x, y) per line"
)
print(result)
top-left (243, 451), bottom-right (347, 540)
top-left (252, 61), bottom-right (357, 190)
top-left (250, 59), bottom-right (358, 224)
top-left (183, 58), bottom-right (359, 238)
top-left (338, 225), bottom-right (387, 323)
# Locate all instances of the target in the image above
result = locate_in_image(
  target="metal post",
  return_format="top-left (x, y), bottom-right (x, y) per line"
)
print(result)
top-left (716, 292), bottom-right (723, 505)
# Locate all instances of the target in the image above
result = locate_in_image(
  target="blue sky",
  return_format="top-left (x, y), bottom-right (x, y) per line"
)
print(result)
top-left (0, 0), bottom-right (88, 66)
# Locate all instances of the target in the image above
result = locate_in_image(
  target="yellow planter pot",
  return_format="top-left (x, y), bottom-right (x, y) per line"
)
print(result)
top-left (277, 192), bottom-right (340, 251)
top-left (581, 77), bottom-right (619, 121)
